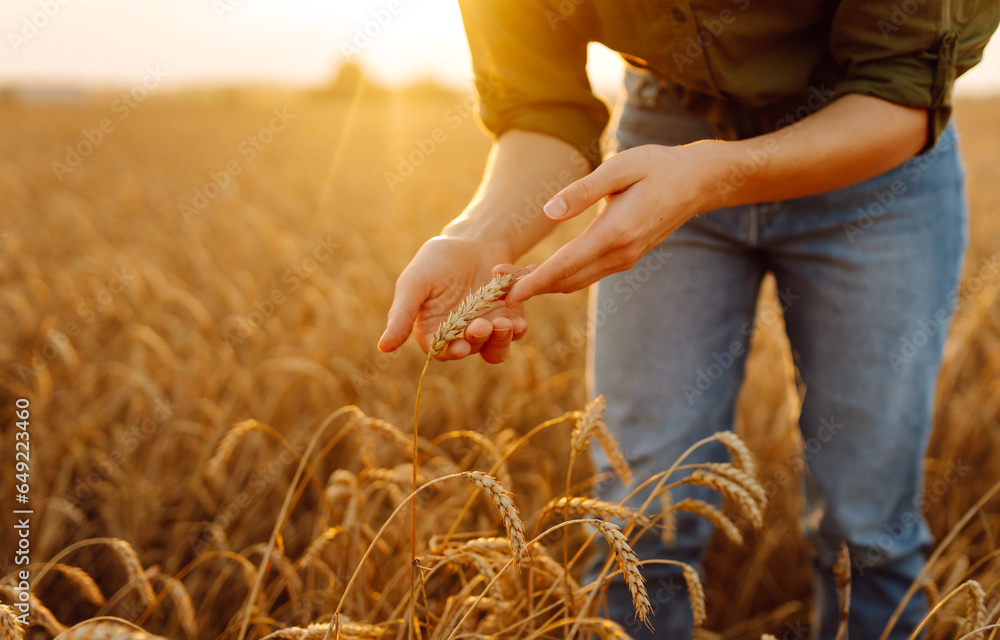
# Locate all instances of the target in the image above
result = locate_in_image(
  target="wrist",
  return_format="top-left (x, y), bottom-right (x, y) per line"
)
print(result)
top-left (441, 211), bottom-right (541, 263)
top-left (686, 139), bottom-right (747, 213)
top-left (437, 227), bottom-right (517, 264)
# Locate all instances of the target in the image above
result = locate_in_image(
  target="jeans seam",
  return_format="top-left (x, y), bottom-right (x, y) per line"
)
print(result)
top-left (747, 204), bottom-right (760, 246)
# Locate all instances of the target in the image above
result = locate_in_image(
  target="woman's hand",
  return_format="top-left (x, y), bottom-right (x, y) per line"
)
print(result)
top-left (505, 142), bottom-right (721, 306)
top-left (378, 236), bottom-right (529, 363)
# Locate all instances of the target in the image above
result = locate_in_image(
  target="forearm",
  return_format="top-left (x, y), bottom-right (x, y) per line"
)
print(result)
top-left (704, 94), bottom-right (929, 210)
top-left (443, 129), bottom-right (592, 261)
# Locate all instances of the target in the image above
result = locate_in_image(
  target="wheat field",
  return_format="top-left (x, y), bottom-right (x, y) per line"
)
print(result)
top-left (0, 90), bottom-right (998, 640)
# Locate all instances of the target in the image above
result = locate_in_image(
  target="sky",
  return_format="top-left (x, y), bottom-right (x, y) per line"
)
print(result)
top-left (1, 0), bottom-right (998, 97)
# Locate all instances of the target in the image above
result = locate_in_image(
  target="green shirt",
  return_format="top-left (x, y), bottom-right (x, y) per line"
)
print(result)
top-left (458, 0), bottom-right (999, 166)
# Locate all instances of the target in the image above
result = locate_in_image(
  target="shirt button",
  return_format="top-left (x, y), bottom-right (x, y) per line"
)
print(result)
top-left (672, 7), bottom-right (686, 21)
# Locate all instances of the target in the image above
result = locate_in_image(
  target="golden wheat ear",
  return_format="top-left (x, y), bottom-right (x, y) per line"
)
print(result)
top-left (429, 273), bottom-right (515, 356)
top-left (964, 580), bottom-right (987, 640)
top-left (0, 604), bottom-right (24, 640)
top-left (595, 520), bottom-right (651, 625)
top-left (542, 496), bottom-right (652, 528)
top-left (464, 471), bottom-right (528, 563)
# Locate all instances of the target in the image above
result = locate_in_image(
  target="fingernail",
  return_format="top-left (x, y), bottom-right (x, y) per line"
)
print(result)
top-left (377, 329), bottom-right (392, 352)
top-left (543, 197), bottom-right (568, 219)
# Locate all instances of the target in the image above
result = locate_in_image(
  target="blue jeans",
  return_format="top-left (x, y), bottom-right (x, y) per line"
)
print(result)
top-left (587, 69), bottom-right (969, 639)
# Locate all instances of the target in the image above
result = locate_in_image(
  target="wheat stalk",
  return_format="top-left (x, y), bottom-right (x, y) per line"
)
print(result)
top-left (429, 274), bottom-right (515, 356)
top-left (438, 430), bottom-right (514, 489)
top-left (686, 469), bottom-right (764, 529)
top-left (965, 580), bottom-right (987, 640)
top-left (713, 431), bottom-right (757, 478)
top-left (298, 526), bottom-right (345, 570)
top-left (542, 497), bottom-right (652, 528)
top-left (206, 419), bottom-right (261, 484)
top-left (571, 395), bottom-right (605, 456)
top-left (58, 621), bottom-right (168, 640)
top-left (833, 542), bottom-right (851, 640)
top-left (638, 559), bottom-right (706, 628)
top-left (262, 618), bottom-right (383, 640)
top-left (155, 573), bottom-right (198, 638)
top-left (594, 423), bottom-right (632, 487)
top-left (569, 396), bottom-right (631, 484)
top-left (595, 521), bottom-right (650, 625)
top-left (52, 563), bottom-right (105, 606)
top-left (464, 472), bottom-right (528, 562)
top-left (410, 272), bottom-right (513, 640)
top-left (0, 586), bottom-right (64, 636)
top-left (681, 563), bottom-right (707, 627)
top-left (923, 579), bottom-right (940, 607)
top-left (0, 604), bottom-right (22, 640)
top-left (658, 491), bottom-right (677, 545)
top-left (583, 618), bottom-right (634, 640)
top-left (106, 539), bottom-right (156, 606)
top-left (439, 537), bottom-right (510, 558)
top-left (701, 462), bottom-right (767, 508)
top-left (672, 498), bottom-right (744, 546)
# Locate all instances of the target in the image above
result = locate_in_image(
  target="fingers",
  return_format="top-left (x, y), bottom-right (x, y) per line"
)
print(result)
top-left (463, 317), bottom-right (494, 353)
top-left (378, 276), bottom-right (424, 353)
top-left (440, 313), bottom-right (526, 364)
top-left (478, 317), bottom-right (514, 364)
top-left (506, 222), bottom-right (616, 305)
top-left (511, 316), bottom-right (528, 340)
top-left (436, 338), bottom-right (473, 361)
top-left (436, 316), bottom-right (523, 363)
top-left (543, 152), bottom-right (641, 222)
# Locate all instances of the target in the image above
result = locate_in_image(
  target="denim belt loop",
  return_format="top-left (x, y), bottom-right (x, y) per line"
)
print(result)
top-left (635, 75), bottom-right (665, 108)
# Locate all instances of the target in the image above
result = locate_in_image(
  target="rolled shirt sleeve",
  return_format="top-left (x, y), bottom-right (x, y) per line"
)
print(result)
top-left (458, 0), bottom-right (610, 167)
top-left (829, 0), bottom-right (999, 151)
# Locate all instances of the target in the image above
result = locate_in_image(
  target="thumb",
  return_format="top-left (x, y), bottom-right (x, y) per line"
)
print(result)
top-left (492, 263), bottom-right (535, 278)
top-left (378, 281), bottom-right (422, 353)
top-left (493, 263), bottom-right (538, 308)
top-left (542, 155), bottom-right (641, 221)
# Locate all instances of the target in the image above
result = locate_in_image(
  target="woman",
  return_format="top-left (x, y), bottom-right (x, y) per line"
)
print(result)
top-left (377, 1), bottom-right (998, 637)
